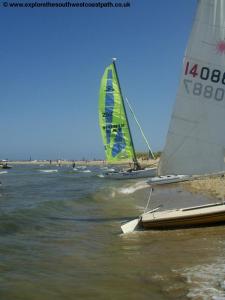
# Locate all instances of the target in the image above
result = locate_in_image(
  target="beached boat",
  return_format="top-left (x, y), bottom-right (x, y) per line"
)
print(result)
top-left (98, 59), bottom-right (156, 179)
top-left (121, 0), bottom-right (225, 232)
top-left (147, 174), bottom-right (190, 185)
top-left (104, 167), bottom-right (156, 180)
top-left (122, 202), bottom-right (225, 233)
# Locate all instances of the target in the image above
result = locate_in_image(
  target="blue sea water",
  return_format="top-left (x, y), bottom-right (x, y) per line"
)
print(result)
top-left (1, 164), bottom-right (225, 300)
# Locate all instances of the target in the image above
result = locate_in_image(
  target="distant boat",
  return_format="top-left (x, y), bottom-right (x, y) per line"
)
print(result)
top-left (121, 0), bottom-right (225, 233)
top-left (98, 59), bottom-right (156, 179)
top-left (0, 163), bottom-right (12, 169)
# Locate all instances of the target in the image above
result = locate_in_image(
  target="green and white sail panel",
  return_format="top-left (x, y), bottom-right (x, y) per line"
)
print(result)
top-left (99, 63), bottom-right (135, 163)
top-left (159, 0), bottom-right (225, 175)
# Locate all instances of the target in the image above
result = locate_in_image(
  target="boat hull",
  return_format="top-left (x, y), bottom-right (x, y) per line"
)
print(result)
top-left (0, 166), bottom-right (12, 169)
top-left (141, 203), bottom-right (225, 230)
top-left (103, 167), bottom-right (157, 179)
top-left (147, 175), bottom-right (190, 185)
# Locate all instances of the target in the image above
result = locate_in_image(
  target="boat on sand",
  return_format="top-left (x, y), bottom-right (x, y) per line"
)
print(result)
top-left (122, 202), bottom-right (225, 233)
top-left (147, 175), bottom-right (190, 185)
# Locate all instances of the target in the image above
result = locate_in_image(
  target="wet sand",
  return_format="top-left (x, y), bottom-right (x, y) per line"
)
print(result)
top-left (182, 174), bottom-right (225, 201)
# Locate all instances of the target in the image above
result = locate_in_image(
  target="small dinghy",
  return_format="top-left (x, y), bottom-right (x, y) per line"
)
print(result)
top-left (147, 174), bottom-right (190, 185)
top-left (103, 167), bottom-right (157, 180)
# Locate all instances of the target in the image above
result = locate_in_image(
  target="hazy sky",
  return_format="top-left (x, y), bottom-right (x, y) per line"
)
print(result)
top-left (0, 0), bottom-right (196, 160)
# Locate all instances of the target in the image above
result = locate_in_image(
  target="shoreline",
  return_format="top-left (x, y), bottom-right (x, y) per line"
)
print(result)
top-left (6, 158), bottom-right (159, 167)
top-left (4, 160), bottom-right (225, 201)
top-left (182, 174), bottom-right (225, 201)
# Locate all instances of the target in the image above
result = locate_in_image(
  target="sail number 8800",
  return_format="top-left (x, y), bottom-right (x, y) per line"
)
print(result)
top-left (183, 79), bottom-right (225, 101)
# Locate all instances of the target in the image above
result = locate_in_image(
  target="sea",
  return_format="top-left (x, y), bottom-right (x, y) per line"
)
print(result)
top-left (1, 164), bottom-right (225, 300)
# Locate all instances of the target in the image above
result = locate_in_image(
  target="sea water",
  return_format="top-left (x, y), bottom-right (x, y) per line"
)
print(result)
top-left (1, 164), bottom-right (225, 300)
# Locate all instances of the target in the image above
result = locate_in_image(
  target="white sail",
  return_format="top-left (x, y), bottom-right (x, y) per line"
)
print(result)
top-left (159, 0), bottom-right (225, 175)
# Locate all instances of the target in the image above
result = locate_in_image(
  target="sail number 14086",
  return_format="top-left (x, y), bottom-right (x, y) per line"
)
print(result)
top-left (184, 61), bottom-right (225, 85)
top-left (183, 61), bottom-right (225, 101)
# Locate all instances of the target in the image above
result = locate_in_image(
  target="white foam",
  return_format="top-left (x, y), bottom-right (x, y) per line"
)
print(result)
top-left (118, 181), bottom-right (149, 195)
top-left (100, 167), bottom-right (115, 172)
top-left (182, 261), bottom-right (225, 300)
top-left (111, 191), bottom-right (116, 198)
top-left (39, 169), bottom-right (58, 173)
top-left (82, 170), bottom-right (91, 173)
top-left (0, 171), bottom-right (8, 175)
top-left (101, 166), bottom-right (108, 170)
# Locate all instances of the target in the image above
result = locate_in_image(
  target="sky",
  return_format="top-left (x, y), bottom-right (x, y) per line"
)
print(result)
top-left (0, 0), bottom-right (197, 160)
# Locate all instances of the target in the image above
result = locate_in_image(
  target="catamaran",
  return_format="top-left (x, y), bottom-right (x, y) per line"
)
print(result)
top-left (98, 59), bottom-right (156, 179)
top-left (121, 0), bottom-right (225, 233)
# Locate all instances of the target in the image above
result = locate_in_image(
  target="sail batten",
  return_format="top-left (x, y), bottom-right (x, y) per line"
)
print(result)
top-left (159, 0), bottom-right (225, 175)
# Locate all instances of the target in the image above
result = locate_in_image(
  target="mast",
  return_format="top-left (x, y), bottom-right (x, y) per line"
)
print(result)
top-left (112, 59), bottom-right (139, 167)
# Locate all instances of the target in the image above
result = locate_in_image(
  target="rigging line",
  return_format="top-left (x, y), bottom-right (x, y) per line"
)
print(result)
top-left (144, 187), bottom-right (153, 213)
top-left (112, 61), bottom-right (138, 164)
top-left (125, 97), bottom-right (155, 160)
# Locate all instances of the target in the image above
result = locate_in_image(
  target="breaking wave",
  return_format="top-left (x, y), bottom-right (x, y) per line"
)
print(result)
top-left (117, 180), bottom-right (148, 194)
top-left (39, 169), bottom-right (58, 173)
top-left (182, 261), bottom-right (225, 300)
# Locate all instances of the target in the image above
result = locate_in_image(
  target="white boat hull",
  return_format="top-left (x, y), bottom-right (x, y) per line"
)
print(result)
top-left (147, 175), bottom-right (190, 185)
top-left (141, 202), bottom-right (225, 230)
top-left (103, 167), bottom-right (157, 179)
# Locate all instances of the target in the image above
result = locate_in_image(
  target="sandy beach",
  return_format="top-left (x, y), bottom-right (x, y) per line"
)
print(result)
top-left (182, 174), bottom-right (225, 201)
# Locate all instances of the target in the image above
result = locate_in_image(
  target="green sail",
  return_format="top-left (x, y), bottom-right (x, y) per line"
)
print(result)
top-left (98, 62), bottom-right (135, 163)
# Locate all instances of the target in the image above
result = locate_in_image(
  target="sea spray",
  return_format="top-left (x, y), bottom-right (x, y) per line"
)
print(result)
top-left (0, 171), bottom-right (8, 175)
top-left (117, 180), bottom-right (149, 195)
top-left (39, 169), bottom-right (58, 173)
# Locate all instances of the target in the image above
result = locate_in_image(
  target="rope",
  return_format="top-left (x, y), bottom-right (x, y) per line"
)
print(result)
top-left (144, 187), bottom-right (153, 213)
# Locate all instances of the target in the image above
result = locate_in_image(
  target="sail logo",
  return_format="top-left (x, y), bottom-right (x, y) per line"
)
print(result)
top-left (102, 112), bottom-right (112, 118)
top-left (216, 40), bottom-right (225, 55)
top-left (105, 85), bottom-right (114, 92)
top-left (105, 69), bottom-right (114, 144)
top-left (102, 124), bottom-right (125, 130)
top-left (112, 126), bottom-right (126, 157)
